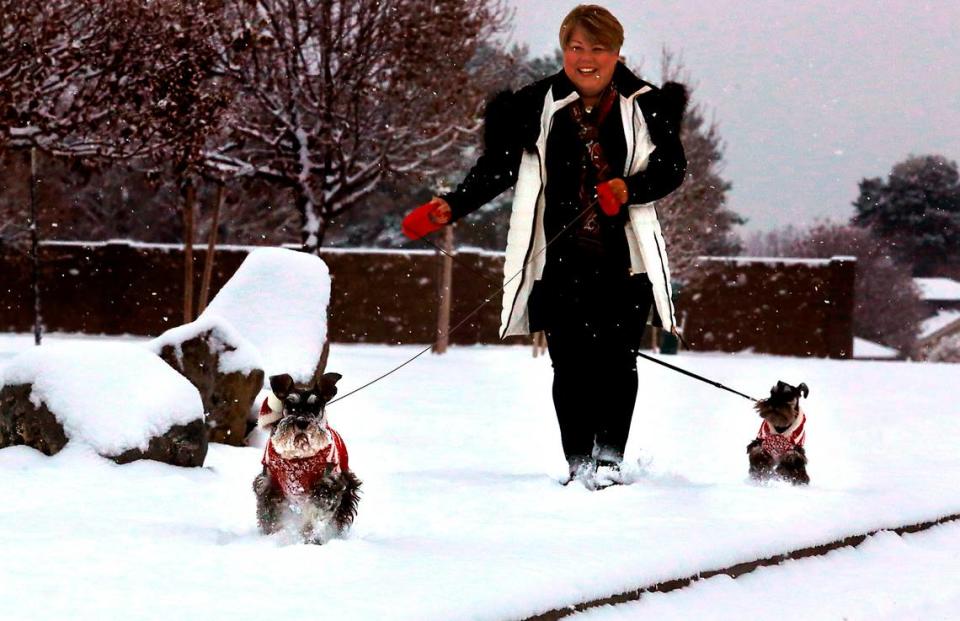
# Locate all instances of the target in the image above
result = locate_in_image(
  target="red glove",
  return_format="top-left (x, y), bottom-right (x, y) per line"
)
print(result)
top-left (402, 200), bottom-right (448, 240)
top-left (596, 179), bottom-right (628, 216)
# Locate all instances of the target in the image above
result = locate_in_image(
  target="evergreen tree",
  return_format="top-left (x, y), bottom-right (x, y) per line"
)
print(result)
top-left (852, 154), bottom-right (960, 276)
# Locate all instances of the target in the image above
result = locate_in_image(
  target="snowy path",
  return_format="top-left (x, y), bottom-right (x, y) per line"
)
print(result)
top-left (1, 336), bottom-right (959, 620)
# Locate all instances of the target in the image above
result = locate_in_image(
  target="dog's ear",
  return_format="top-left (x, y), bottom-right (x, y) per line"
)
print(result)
top-left (269, 374), bottom-right (295, 399)
top-left (318, 372), bottom-right (342, 402)
top-left (798, 383), bottom-right (809, 399)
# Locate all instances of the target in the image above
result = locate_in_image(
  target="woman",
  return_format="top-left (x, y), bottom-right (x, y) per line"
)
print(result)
top-left (402, 5), bottom-right (688, 488)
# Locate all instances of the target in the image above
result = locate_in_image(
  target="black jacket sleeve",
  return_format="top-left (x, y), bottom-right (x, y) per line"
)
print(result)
top-left (624, 81), bottom-right (689, 205)
top-left (441, 90), bottom-right (526, 222)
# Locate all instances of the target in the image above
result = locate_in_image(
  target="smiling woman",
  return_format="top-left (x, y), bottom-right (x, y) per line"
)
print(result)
top-left (401, 4), bottom-right (689, 490)
top-left (559, 4), bottom-right (624, 106)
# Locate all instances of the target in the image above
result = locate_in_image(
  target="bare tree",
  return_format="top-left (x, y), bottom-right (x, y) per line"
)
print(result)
top-left (131, 0), bottom-right (236, 322)
top-left (207, 0), bottom-right (509, 253)
top-left (1, 0), bottom-right (240, 325)
top-left (0, 0), bottom-right (171, 158)
top-left (741, 225), bottom-right (806, 257)
top-left (0, 0), bottom-right (158, 343)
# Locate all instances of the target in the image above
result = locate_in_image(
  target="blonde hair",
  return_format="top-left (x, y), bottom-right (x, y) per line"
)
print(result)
top-left (559, 5), bottom-right (624, 50)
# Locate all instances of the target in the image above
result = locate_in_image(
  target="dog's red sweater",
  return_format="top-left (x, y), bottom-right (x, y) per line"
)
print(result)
top-left (757, 412), bottom-right (806, 459)
top-left (259, 398), bottom-right (350, 497)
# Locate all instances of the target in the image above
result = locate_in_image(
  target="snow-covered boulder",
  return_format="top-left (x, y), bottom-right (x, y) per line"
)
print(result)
top-left (0, 342), bottom-right (206, 466)
top-left (149, 316), bottom-right (264, 445)
top-left (200, 247), bottom-right (331, 383)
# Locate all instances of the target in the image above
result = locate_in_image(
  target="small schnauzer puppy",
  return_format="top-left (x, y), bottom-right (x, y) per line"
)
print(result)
top-left (747, 381), bottom-right (809, 485)
top-left (253, 372), bottom-right (361, 543)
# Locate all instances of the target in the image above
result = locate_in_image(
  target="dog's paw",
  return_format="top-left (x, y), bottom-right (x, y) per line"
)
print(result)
top-left (310, 482), bottom-right (344, 511)
top-left (779, 449), bottom-right (808, 468)
top-left (748, 447), bottom-right (774, 466)
top-left (776, 450), bottom-right (810, 485)
top-left (253, 472), bottom-right (272, 496)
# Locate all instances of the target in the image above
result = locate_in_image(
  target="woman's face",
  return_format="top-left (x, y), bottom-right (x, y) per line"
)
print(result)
top-left (562, 26), bottom-right (620, 99)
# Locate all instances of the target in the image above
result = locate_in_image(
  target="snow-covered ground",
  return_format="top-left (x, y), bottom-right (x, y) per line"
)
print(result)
top-left (573, 523), bottom-right (960, 621)
top-left (2, 334), bottom-right (959, 620)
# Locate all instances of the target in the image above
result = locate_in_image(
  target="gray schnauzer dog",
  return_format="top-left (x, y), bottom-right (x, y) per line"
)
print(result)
top-left (747, 381), bottom-right (810, 485)
top-left (253, 373), bottom-right (361, 543)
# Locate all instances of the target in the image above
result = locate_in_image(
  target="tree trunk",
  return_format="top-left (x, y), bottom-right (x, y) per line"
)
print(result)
top-left (433, 224), bottom-right (454, 354)
top-left (197, 182), bottom-right (223, 314)
top-left (182, 178), bottom-right (196, 323)
top-left (29, 147), bottom-right (42, 346)
top-left (297, 194), bottom-right (329, 255)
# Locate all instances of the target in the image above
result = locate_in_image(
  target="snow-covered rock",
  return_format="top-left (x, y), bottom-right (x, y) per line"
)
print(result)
top-left (0, 342), bottom-right (206, 466)
top-left (148, 316), bottom-right (265, 446)
top-left (200, 247), bottom-right (331, 383)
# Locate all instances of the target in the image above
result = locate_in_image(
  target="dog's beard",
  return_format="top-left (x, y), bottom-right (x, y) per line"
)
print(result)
top-left (755, 401), bottom-right (800, 431)
top-left (271, 418), bottom-right (330, 460)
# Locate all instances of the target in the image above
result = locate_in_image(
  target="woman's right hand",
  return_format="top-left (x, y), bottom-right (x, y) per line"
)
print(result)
top-left (402, 197), bottom-right (452, 240)
top-left (426, 197), bottom-right (452, 224)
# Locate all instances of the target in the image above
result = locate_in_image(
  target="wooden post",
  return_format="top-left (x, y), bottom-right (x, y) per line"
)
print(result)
top-left (28, 147), bottom-right (42, 346)
top-left (433, 224), bottom-right (454, 354)
top-left (197, 182), bottom-right (223, 314)
top-left (182, 178), bottom-right (196, 323)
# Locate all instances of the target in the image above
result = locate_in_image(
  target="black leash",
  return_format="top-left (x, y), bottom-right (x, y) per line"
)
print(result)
top-left (327, 200), bottom-right (596, 406)
top-left (329, 202), bottom-right (759, 407)
top-left (416, 234), bottom-right (503, 291)
top-left (636, 351), bottom-right (757, 402)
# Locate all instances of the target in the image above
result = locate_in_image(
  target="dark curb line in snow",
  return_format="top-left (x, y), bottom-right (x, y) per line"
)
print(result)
top-left (522, 512), bottom-right (960, 621)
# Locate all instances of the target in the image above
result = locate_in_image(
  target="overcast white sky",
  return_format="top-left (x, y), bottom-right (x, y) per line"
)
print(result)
top-left (504, 0), bottom-right (960, 232)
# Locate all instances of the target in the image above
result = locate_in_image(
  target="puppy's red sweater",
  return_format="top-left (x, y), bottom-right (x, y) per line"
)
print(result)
top-left (757, 412), bottom-right (806, 459)
top-left (259, 398), bottom-right (350, 497)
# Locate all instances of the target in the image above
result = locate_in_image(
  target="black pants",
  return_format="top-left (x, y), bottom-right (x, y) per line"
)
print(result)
top-left (535, 273), bottom-right (654, 467)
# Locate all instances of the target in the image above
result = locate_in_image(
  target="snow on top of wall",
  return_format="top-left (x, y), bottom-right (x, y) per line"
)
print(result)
top-left (700, 255), bottom-right (857, 266)
top-left (146, 313), bottom-right (263, 375)
top-left (1, 342), bottom-right (203, 455)
top-left (920, 310), bottom-right (960, 339)
top-left (200, 247), bottom-right (329, 383)
top-left (914, 278), bottom-right (960, 301)
top-left (853, 337), bottom-right (899, 359)
top-left (37, 239), bottom-right (499, 258)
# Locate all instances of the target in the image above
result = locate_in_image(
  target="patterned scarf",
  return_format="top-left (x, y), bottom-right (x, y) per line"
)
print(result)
top-left (567, 84), bottom-right (618, 254)
top-left (757, 412), bottom-right (807, 460)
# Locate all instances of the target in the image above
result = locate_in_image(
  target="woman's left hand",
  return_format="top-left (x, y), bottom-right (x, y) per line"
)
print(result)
top-left (596, 178), bottom-right (629, 216)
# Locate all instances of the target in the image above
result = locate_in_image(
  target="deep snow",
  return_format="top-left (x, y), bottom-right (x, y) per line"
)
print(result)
top-left (1, 335), bottom-right (959, 620)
